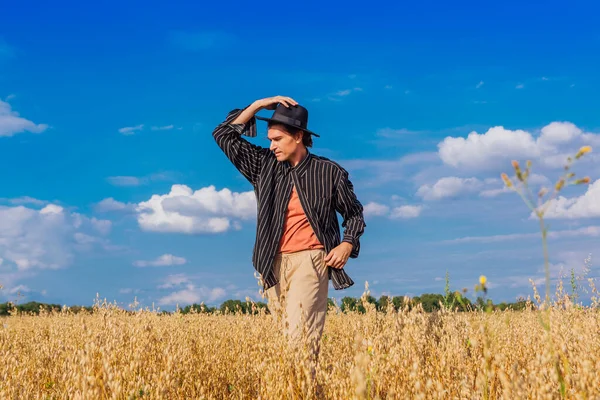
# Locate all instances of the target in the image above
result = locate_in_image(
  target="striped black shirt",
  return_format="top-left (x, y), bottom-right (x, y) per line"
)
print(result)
top-left (212, 106), bottom-right (366, 291)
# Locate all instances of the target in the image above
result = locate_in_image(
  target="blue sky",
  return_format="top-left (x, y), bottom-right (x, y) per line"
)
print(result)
top-left (1, 1), bottom-right (600, 310)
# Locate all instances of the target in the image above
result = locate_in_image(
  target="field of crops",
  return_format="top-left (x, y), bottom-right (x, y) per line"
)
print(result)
top-left (1, 295), bottom-right (599, 400)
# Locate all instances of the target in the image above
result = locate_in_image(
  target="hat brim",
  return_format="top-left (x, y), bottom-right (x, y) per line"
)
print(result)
top-left (255, 115), bottom-right (320, 137)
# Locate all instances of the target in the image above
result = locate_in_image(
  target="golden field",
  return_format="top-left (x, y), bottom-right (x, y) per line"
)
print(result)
top-left (1, 296), bottom-right (599, 400)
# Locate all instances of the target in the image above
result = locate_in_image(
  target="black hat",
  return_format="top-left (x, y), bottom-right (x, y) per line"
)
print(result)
top-left (255, 104), bottom-right (320, 137)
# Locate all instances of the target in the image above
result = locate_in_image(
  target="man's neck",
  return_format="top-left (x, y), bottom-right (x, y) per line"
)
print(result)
top-left (289, 147), bottom-right (308, 167)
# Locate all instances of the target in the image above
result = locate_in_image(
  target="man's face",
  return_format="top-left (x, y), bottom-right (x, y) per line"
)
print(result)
top-left (267, 124), bottom-right (303, 162)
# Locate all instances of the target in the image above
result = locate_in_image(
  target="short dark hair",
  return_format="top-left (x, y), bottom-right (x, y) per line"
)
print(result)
top-left (268, 122), bottom-right (313, 148)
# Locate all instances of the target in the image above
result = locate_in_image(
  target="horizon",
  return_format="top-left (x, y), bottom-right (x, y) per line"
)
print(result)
top-left (1, 1), bottom-right (599, 311)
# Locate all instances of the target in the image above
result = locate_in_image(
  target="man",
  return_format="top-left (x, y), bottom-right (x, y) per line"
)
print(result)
top-left (212, 95), bottom-right (366, 358)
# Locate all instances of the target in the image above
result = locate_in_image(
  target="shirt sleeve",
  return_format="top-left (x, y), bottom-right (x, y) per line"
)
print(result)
top-left (212, 106), bottom-right (269, 185)
top-left (335, 168), bottom-right (366, 258)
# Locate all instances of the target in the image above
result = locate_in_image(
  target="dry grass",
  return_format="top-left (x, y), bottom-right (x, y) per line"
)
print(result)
top-left (1, 295), bottom-right (599, 399)
top-left (1, 147), bottom-right (597, 399)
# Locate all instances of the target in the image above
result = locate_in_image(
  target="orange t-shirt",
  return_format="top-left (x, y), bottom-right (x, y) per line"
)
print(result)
top-left (278, 185), bottom-right (324, 254)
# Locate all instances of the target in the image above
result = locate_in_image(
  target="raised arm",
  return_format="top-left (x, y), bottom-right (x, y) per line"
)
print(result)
top-left (212, 96), bottom-right (297, 185)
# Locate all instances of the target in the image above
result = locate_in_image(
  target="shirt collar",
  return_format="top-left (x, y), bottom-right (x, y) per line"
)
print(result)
top-left (284, 149), bottom-right (312, 176)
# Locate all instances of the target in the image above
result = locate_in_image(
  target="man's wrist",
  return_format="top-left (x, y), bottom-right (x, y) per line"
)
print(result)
top-left (340, 240), bottom-right (354, 249)
top-left (250, 100), bottom-right (264, 112)
top-left (231, 102), bottom-right (262, 125)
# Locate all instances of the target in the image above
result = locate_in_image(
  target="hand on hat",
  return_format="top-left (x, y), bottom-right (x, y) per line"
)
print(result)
top-left (256, 95), bottom-right (298, 111)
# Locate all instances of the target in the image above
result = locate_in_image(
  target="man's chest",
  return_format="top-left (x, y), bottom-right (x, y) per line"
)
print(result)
top-left (257, 165), bottom-right (335, 215)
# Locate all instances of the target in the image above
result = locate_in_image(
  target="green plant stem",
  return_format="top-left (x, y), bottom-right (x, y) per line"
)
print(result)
top-left (539, 216), bottom-right (550, 306)
top-left (515, 188), bottom-right (536, 212)
top-left (523, 180), bottom-right (537, 210)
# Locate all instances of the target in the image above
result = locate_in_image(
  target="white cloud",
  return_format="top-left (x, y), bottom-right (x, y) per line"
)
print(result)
top-left (119, 124), bottom-right (179, 135)
top-left (542, 179), bottom-right (600, 219)
top-left (158, 285), bottom-right (226, 306)
top-left (119, 288), bottom-right (143, 295)
top-left (479, 174), bottom-right (550, 198)
top-left (0, 204), bottom-right (112, 271)
top-left (40, 204), bottom-right (63, 215)
top-left (158, 273), bottom-right (191, 289)
top-left (328, 87), bottom-right (363, 101)
top-left (0, 270), bottom-right (35, 301)
top-left (443, 225), bottom-right (600, 244)
top-left (118, 124), bottom-right (144, 135)
top-left (438, 126), bottom-right (539, 170)
top-left (376, 128), bottom-right (419, 138)
top-left (363, 202), bottom-right (390, 217)
top-left (156, 274), bottom-right (227, 305)
top-left (476, 81), bottom-right (484, 89)
top-left (107, 176), bottom-right (141, 186)
top-left (157, 287), bottom-right (198, 305)
top-left (516, 84), bottom-right (525, 89)
top-left (538, 122), bottom-right (582, 146)
top-left (151, 125), bottom-right (175, 131)
top-left (90, 218), bottom-right (112, 235)
top-left (136, 184), bottom-right (256, 234)
top-left (94, 198), bottom-right (136, 213)
top-left (159, 287), bottom-right (200, 305)
top-left (4, 196), bottom-right (47, 206)
top-left (437, 121), bottom-right (598, 171)
top-left (8, 284), bottom-right (30, 295)
top-left (73, 232), bottom-right (98, 245)
top-left (361, 201), bottom-right (423, 219)
top-left (209, 287), bottom-right (227, 300)
top-left (390, 205), bottom-right (423, 219)
top-left (417, 177), bottom-right (482, 201)
top-left (133, 254), bottom-right (187, 267)
top-left (345, 152), bottom-right (438, 172)
top-left (0, 100), bottom-right (48, 137)
top-left (106, 172), bottom-right (175, 187)
top-left (342, 152), bottom-right (440, 188)
top-left (479, 187), bottom-right (512, 198)
top-left (581, 132), bottom-right (600, 148)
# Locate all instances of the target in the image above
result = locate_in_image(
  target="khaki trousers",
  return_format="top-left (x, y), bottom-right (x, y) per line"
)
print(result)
top-left (266, 249), bottom-right (329, 358)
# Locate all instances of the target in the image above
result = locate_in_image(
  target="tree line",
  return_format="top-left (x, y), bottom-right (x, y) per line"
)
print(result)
top-left (0, 292), bottom-right (528, 316)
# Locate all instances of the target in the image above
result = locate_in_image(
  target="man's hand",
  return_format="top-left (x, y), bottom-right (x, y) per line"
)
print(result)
top-left (255, 95), bottom-right (298, 110)
top-left (232, 96), bottom-right (298, 125)
top-left (324, 242), bottom-right (353, 269)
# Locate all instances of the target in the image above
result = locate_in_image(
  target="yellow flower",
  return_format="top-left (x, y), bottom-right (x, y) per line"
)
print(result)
top-left (575, 176), bottom-right (590, 185)
top-left (576, 146), bottom-right (592, 159)
top-left (511, 160), bottom-right (524, 181)
top-left (501, 173), bottom-right (513, 188)
top-left (479, 275), bottom-right (487, 286)
top-left (580, 146), bottom-right (592, 154)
